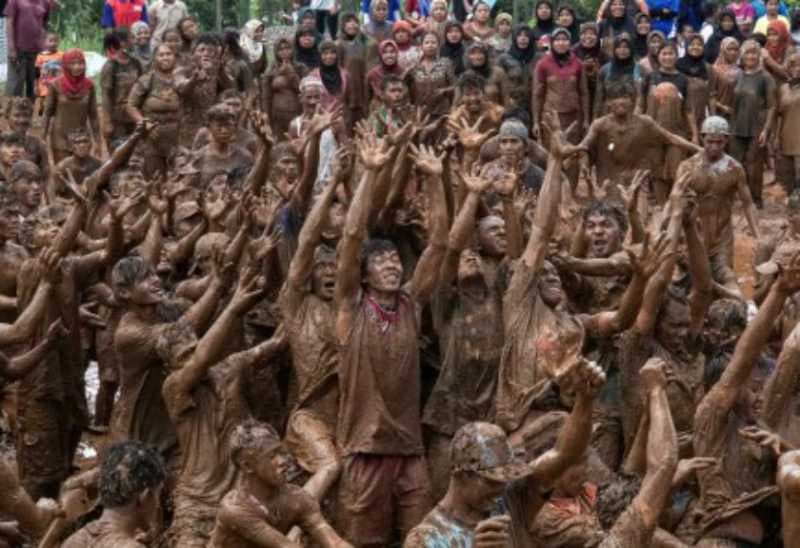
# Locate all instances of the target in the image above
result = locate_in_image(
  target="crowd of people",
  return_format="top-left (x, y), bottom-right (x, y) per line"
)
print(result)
top-left (3, 0), bottom-right (800, 546)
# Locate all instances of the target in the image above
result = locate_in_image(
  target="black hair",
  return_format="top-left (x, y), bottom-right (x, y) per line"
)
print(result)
top-left (177, 16), bottom-right (197, 41)
top-left (0, 131), bottom-right (25, 147)
top-left (9, 160), bottom-right (41, 183)
top-left (207, 103), bottom-right (237, 123)
top-left (751, 32), bottom-right (768, 47)
top-left (194, 32), bottom-right (222, 51)
top-left (606, 79), bottom-right (637, 100)
top-left (361, 238), bottom-right (399, 273)
top-left (219, 89), bottom-right (243, 102)
top-left (457, 71), bottom-right (487, 93)
top-left (111, 255), bottom-right (152, 297)
top-left (319, 39), bottom-right (338, 54)
top-left (100, 441), bottom-right (165, 508)
top-left (223, 27), bottom-right (247, 60)
top-left (381, 73), bottom-right (405, 91)
top-left (582, 200), bottom-right (629, 235)
top-left (5, 97), bottom-right (33, 118)
top-left (792, 9), bottom-right (800, 32)
top-left (104, 32), bottom-right (123, 53)
top-left (597, 474), bottom-right (643, 529)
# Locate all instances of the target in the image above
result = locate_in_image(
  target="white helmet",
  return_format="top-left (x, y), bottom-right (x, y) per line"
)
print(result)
top-left (700, 115), bottom-right (730, 136)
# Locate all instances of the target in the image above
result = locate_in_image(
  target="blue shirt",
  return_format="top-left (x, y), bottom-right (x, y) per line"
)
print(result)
top-left (647, 0), bottom-right (680, 35)
top-left (751, 0), bottom-right (788, 18)
top-left (360, 0), bottom-right (400, 21)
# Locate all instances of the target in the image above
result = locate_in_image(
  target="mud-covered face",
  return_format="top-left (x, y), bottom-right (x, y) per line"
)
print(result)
top-left (69, 136), bottom-right (92, 159)
top-left (163, 32), bottom-right (181, 53)
top-left (180, 19), bottom-right (199, 41)
top-left (499, 135), bottom-right (524, 160)
top-left (459, 472), bottom-right (508, 513)
top-left (277, 154), bottom-right (301, 181)
top-left (723, 41), bottom-right (740, 64)
top-left (478, 217), bottom-right (507, 257)
top-left (655, 299), bottom-right (691, 355)
top-left (209, 118), bottom-right (236, 145)
top-left (538, 261), bottom-right (564, 306)
top-left (384, 82), bottom-right (406, 107)
top-left (462, 86), bottom-right (484, 113)
top-left (585, 213), bottom-right (622, 258)
top-left (131, 268), bottom-right (165, 305)
top-left (12, 177), bottom-right (42, 209)
top-left (155, 45), bottom-right (177, 71)
top-left (365, 249), bottom-right (404, 293)
top-left (703, 133), bottom-right (727, 161)
top-left (32, 215), bottom-right (62, 249)
top-left (742, 47), bottom-right (760, 70)
top-left (300, 87), bottom-right (321, 112)
top-left (394, 29), bottom-right (411, 44)
top-left (8, 108), bottom-right (32, 133)
top-left (223, 97), bottom-right (244, 120)
top-left (0, 143), bottom-right (24, 166)
top-left (422, 34), bottom-right (439, 57)
top-left (457, 248), bottom-right (484, 282)
top-left (253, 448), bottom-right (290, 488)
top-left (311, 259), bottom-right (337, 300)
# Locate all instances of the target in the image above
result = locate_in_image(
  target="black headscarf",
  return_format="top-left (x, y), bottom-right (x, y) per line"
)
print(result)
top-left (632, 13), bottom-right (650, 59)
top-left (608, 32), bottom-right (636, 78)
top-left (440, 21), bottom-right (466, 74)
top-left (557, 5), bottom-right (580, 43)
top-left (677, 35), bottom-right (708, 80)
top-left (509, 24), bottom-right (536, 65)
top-left (294, 28), bottom-right (320, 69)
top-left (532, 0), bottom-right (556, 42)
top-left (318, 41), bottom-right (343, 94)
top-left (600, 3), bottom-right (635, 39)
top-left (705, 9), bottom-right (744, 63)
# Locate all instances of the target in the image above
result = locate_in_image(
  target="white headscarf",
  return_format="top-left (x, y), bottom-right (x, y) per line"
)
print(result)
top-left (240, 19), bottom-right (265, 63)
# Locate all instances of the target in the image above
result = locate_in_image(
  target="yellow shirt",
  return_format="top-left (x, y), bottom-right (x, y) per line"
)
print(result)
top-left (754, 14), bottom-right (790, 36)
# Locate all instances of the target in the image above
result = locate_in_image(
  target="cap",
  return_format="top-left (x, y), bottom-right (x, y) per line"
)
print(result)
top-left (499, 119), bottom-right (528, 141)
top-left (700, 115), bottom-right (730, 136)
top-left (451, 422), bottom-right (530, 482)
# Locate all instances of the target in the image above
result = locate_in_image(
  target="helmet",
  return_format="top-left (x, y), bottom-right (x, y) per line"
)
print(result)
top-left (700, 116), bottom-right (730, 136)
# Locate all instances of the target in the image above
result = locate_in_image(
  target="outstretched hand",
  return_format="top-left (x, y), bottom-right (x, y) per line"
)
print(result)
top-left (739, 426), bottom-right (792, 457)
top-left (409, 143), bottom-right (445, 176)
top-left (776, 250), bottom-right (800, 294)
top-left (626, 232), bottom-right (675, 280)
top-left (357, 129), bottom-right (391, 171)
top-left (447, 115), bottom-right (493, 150)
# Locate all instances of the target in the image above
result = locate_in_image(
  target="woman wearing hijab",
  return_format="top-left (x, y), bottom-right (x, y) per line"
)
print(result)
top-left (240, 20), bottom-right (268, 76)
top-left (677, 34), bottom-right (713, 129)
top-left (440, 22), bottom-right (467, 75)
top-left (421, 0), bottom-right (449, 41)
top-left (366, 40), bottom-right (403, 109)
top-left (573, 22), bottom-right (608, 120)
top-left (337, 12), bottom-right (369, 129)
top-left (499, 24), bottom-right (537, 96)
top-left (596, 32), bottom-right (642, 115)
top-left (223, 29), bottom-right (254, 96)
top-left (639, 30), bottom-right (666, 75)
top-left (632, 13), bottom-right (651, 59)
top-left (730, 39), bottom-right (776, 207)
top-left (532, 0), bottom-right (557, 44)
top-left (310, 41), bottom-right (352, 114)
top-left (599, 0), bottom-right (635, 53)
top-left (764, 19), bottom-right (795, 81)
top-left (393, 20), bottom-right (421, 70)
top-left (534, 27), bottom-right (588, 184)
top-left (131, 21), bottom-right (152, 68)
top-left (261, 38), bottom-right (306, 139)
top-left (295, 27), bottom-right (321, 71)
top-left (463, 41), bottom-right (509, 105)
top-left (44, 48), bottom-right (103, 163)
top-left (489, 13), bottom-right (514, 53)
top-left (557, 6), bottom-right (581, 43)
top-left (637, 41), bottom-right (698, 202)
top-left (710, 36), bottom-right (741, 120)
top-left (364, 0), bottom-right (393, 45)
top-left (705, 8), bottom-right (745, 63)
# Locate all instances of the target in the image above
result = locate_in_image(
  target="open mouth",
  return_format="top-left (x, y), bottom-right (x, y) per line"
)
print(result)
top-left (323, 280), bottom-right (336, 292)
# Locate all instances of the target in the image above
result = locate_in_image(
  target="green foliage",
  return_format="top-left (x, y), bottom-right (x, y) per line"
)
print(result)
top-left (50, 0), bottom-right (104, 51)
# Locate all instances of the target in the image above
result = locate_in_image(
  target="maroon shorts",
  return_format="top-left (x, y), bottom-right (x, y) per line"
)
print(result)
top-left (338, 454), bottom-right (432, 545)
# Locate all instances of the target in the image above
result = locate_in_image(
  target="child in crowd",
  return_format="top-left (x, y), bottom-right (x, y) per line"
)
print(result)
top-left (34, 33), bottom-right (63, 117)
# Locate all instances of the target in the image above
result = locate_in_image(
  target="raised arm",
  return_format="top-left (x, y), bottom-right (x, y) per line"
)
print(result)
top-left (700, 253), bottom-right (800, 415)
top-left (530, 359), bottom-right (606, 489)
top-left (683, 198), bottom-right (714, 335)
top-left (735, 165), bottom-right (761, 240)
top-left (650, 116), bottom-right (703, 154)
top-left (585, 232), bottom-right (674, 337)
top-left (289, 110), bottom-right (333, 216)
top-left (84, 120), bottom-right (153, 198)
top-left (335, 132), bottom-right (391, 341)
top-left (506, 112), bottom-right (566, 300)
top-left (762, 321), bottom-right (800, 430)
top-left (779, 450), bottom-right (800, 548)
top-left (245, 112), bottom-right (275, 196)
top-left (169, 266), bottom-right (263, 395)
top-left (409, 144), bottom-right (449, 305)
top-left (0, 250), bottom-right (59, 346)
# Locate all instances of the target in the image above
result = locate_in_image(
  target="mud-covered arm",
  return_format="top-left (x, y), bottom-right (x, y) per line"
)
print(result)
top-left (215, 497), bottom-right (303, 548)
top-left (649, 116), bottom-right (703, 153)
top-left (170, 269), bottom-right (263, 394)
top-left (701, 264), bottom-right (797, 416)
top-left (245, 112), bottom-right (275, 197)
top-left (289, 115), bottom-right (326, 216)
top-left (0, 320), bottom-right (63, 380)
top-left (181, 263), bottom-right (225, 334)
top-left (684, 207), bottom-right (714, 335)
top-left (409, 145), bottom-right (449, 305)
top-left (439, 186), bottom-right (482, 287)
top-left (0, 458), bottom-right (56, 537)
top-left (506, 113), bottom-right (565, 301)
top-left (74, 196), bottom-right (126, 284)
top-left (763, 323), bottom-right (800, 429)
top-left (558, 253), bottom-right (633, 277)
top-left (336, 134), bottom-right (390, 341)
top-left (1, 268), bottom-right (54, 346)
top-left (83, 122), bottom-right (150, 198)
top-left (531, 361), bottom-right (605, 490)
top-left (779, 450), bottom-right (800, 548)
top-left (167, 219), bottom-right (208, 268)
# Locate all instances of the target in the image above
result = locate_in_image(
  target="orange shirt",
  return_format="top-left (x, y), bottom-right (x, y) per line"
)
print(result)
top-left (35, 50), bottom-right (63, 97)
